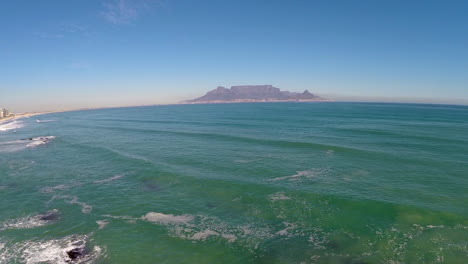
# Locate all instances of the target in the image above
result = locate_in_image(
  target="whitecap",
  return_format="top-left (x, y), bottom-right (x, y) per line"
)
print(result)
top-left (26, 136), bottom-right (55, 148)
top-left (142, 212), bottom-right (194, 225)
top-left (36, 119), bottom-right (56, 123)
top-left (0, 234), bottom-right (103, 264)
top-left (190, 230), bottom-right (219, 240)
top-left (268, 192), bottom-right (292, 201)
top-left (221, 234), bottom-right (237, 243)
top-left (1, 209), bottom-right (60, 230)
top-left (96, 220), bottom-right (109, 230)
top-left (0, 136), bottom-right (56, 152)
top-left (275, 222), bottom-right (297, 237)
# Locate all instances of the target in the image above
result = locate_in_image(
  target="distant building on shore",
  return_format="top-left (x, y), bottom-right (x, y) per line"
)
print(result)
top-left (0, 108), bottom-right (12, 119)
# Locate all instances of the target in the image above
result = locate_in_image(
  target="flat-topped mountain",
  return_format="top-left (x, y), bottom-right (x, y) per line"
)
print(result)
top-left (186, 85), bottom-right (324, 103)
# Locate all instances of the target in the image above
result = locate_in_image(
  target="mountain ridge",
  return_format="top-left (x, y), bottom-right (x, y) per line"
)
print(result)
top-left (185, 85), bottom-right (325, 103)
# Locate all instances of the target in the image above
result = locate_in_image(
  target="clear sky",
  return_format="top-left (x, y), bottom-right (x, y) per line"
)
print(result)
top-left (1, 0), bottom-right (467, 112)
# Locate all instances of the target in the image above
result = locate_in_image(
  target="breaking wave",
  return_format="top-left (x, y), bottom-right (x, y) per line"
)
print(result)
top-left (0, 120), bottom-right (24, 132)
top-left (26, 136), bottom-right (56, 148)
top-left (1, 209), bottom-right (60, 231)
top-left (0, 234), bottom-right (104, 264)
top-left (0, 136), bottom-right (55, 153)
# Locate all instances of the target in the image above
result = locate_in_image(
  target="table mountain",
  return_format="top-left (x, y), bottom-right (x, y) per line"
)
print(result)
top-left (186, 85), bottom-right (323, 103)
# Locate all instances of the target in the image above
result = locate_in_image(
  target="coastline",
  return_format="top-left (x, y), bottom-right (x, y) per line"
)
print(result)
top-left (179, 99), bottom-right (334, 105)
top-left (0, 111), bottom-right (56, 124)
top-left (4, 100), bottom-right (464, 121)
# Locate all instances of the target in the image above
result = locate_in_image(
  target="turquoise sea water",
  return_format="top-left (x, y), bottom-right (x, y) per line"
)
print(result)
top-left (0, 102), bottom-right (467, 263)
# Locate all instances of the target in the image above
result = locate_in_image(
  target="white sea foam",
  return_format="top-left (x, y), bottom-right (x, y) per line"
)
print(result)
top-left (268, 192), bottom-right (292, 201)
top-left (40, 181), bottom-right (82, 194)
top-left (36, 119), bottom-right (56, 123)
top-left (68, 197), bottom-right (92, 214)
top-left (268, 169), bottom-right (325, 182)
top-left (190, 230), bottom-right (219, 240)
top-left (41, 184), bottom-right (70, 193)
top-left (275, 222), bottom-right (297, 237)
top-left (0, 235), bottom-right (103, 264)
top-left (26, 136), bottom-right (55, 147)
top-left (48, 195), bottom-right (92, 214)
top-left (142, 212), bottom-right (272, 245)
top-left (108, 147), bottom-right (151, 163)
top-left (0, 136), bottom-right (56, 152)
top-left (96, 220), bottom-right (109, 230)
top-left (142, 212), bottom-right (194, 225)
top-left (221, 234), bottom-right (237, 243)
top-left (93, 174), bottom-right (124, 184)
top-left (1, 209), bottom-right (59, 230)
top-left (0, 120), bottom-right (24, 132)
top-left (0, 140), bottom-right (28, 153)
top-left (102, 214), bottom-right (137, 224)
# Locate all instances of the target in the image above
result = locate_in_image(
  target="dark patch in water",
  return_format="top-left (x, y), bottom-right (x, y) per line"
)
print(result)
top-left (206, 202), bottom-right (217, 209)
top-left (257, 236), bottom-right (316, 264)
top-left (143, 181), bottom-right (161, 191)
top-left (66, 240), bottom-right (87, 262)
top-left (349, 260), bottom-right (370, 264)
top-left (38, 210), bottom-right (60, 222)
top-left (326, 239), bottom-right (342, 250)
top-left (66, 247), bottom-right (85, 261)
top-left (323, 256), bottom-right (370, 264)
top-left (7, 182), bottom-right (19, 188)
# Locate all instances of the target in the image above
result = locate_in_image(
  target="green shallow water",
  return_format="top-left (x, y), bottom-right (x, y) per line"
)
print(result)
top-left (0, 102), bottom-right (467, 263)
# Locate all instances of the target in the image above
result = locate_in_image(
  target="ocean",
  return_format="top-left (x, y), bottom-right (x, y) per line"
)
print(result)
top-left (0, 102), bottom-right (467, 264)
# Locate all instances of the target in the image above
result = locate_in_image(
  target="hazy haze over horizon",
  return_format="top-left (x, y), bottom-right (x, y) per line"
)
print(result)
top-left (1, 0), bottom-right (468, 112)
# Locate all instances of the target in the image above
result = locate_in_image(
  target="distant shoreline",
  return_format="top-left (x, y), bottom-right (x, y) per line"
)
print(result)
top-left (0, 111), bottom-right (57, 124)
top-left (180, 99), bottom-right (334, 105)
top-left (3, 100), bottom-right (466, 119)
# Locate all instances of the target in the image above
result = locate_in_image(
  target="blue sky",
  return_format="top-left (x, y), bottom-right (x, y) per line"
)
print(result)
top-left (1, 0), bottom-right (467, 112)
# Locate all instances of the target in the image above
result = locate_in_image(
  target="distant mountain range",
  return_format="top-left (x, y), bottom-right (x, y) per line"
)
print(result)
top-left (185, 85), bottom-right (324, 103)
